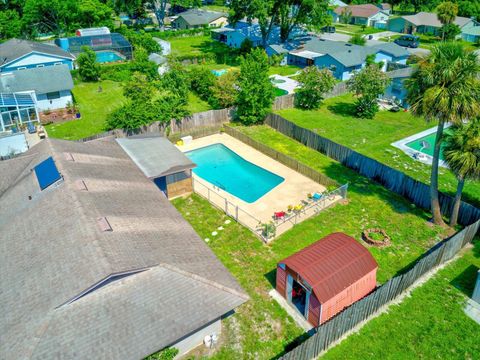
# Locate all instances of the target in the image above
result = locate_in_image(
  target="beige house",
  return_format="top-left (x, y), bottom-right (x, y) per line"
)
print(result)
top-left (172, 9), bottom-right (227, 30)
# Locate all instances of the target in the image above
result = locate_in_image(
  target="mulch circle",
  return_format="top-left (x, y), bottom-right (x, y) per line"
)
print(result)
top-left (362, 228), bottom-right (391, 247)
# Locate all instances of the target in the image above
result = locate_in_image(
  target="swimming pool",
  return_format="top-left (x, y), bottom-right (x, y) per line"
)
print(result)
top-left (211, 69), bottom-right (227, 77)
top-left (186, 143), bottom-right (284, 203)
top-left (96, 51), bottom-right (124, 63)
top-left (405, 129), bottom-right (452, 160)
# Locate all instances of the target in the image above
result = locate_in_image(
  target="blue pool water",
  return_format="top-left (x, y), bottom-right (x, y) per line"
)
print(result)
top-left (211, 69), bottom-right (227, 77)
top-left (186, 143), bottom-right (284, 203)
top-left (96, 51), bottom-right (124, 63)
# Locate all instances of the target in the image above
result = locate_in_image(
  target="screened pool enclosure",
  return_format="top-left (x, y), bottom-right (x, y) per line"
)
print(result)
top-left (0, 93), bottom-right (39, 133)
top-left (55, 33), bottom-right (133, 60)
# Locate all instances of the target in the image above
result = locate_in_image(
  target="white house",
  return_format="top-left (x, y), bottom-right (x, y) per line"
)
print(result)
top-left (0, 65), bottom-right (74, 111)
top-left (333, 4), bottom-right (390, 29)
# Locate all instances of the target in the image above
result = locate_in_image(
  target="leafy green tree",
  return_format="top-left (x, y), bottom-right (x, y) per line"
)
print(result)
top-left (239, 38), bottom-right (253, 55)
top-left (340, 8), bottom-right (352, 24)
top-left (160, 63), bottom-right (190, 105)
top-left (295, 66), bottom-right (336, 110)
top-left (235, 48), bottom-right (275, 125)
top-left (129, 47), bottom-right (159, 80)
top-left (119, 27), bottom-right (160, 54)
top-left (443, 120), bottom-right (480, 226)
top-left (123, 72), bottom-right (155, 103)
top-left (347, 65), bottom-right (390, 119)
top-left (77, 46), bottom-right (100, 81)
top-left (405, 42), bottom-right (480, 225)
top-left (437, 1), bottom-right (458, 40)
top-left (77, 0), bottom-right (114, 29)
top-left (209, 70), bottom-right (240, 109)
top-left (22, 0), bottom-right (76, 35)
top-left (0, 9), bottom-right (22, 38)
top-left (439, 23), bottom-right (461, 41)
top-left (349, 33), bottom-right (366, 46)
top-left (189, 66), bottom-right (216, 102)
top-left (457, 0), bottom-right (480, 20)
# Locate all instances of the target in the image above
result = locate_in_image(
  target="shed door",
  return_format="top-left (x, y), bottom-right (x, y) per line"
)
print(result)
top-left (304, 289), bottom-right (311, 319)
top-left (286, 274), bottom-right (293, 302)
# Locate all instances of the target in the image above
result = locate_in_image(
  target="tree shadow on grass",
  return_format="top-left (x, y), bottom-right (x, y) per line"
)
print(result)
top-left (264, 268), bottom-right (277, 289)
top-left (327, 101), bottom-right (357, 118)
top-left (450, 264), bottom-right (479, 298)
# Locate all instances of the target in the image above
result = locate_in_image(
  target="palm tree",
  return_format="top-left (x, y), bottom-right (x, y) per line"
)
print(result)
top-left (443, 120), bottom-right (480, 227)
top-left (405, 42), bottom-right (480, 226)
top-left (436, 2), bottom-right (459, 41)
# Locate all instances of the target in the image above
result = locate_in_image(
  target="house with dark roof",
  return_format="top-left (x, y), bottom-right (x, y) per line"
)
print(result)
top-left (0, 64), bottom-right (74, 111)
top-left (172, 9), bottom-right (227, 30)
top-left (0, 39), bottom-right (75, 73)
top-left (332, 4), bottom-right (390, 29)
top-left (388, 11), bottom-right (478, 38)
top-left (286, 37), bottom-right (409, 80)
top-left (276, 233), bottom-right (378, 326)
top-left (0, 137), bottom-right (248, 359)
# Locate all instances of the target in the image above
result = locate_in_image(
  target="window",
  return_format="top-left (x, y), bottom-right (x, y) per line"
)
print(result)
top-left (279, 263), bottom-right (286, 270)
top-left (17, 67), bottom-right (27, 70)
top-left (34, 157), bottom-right (62, 190)
top-left (46, 91), bottom-right (61, 100)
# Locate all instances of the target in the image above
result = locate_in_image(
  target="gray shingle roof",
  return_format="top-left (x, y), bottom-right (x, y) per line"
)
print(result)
top-left (387, 67), bottom-right (414, 79)
top-left (368, 42), bottom-right (410, 58)
top-left (116, 135), bottom-right (196, 178)
top-left (0, 39), bottom-right (75, 67)
top-left (0, 138), bottom-right (247, 360)
top-left (402, 11), bottom-right (472, 28)
top-left (175, 9), bottom-right (226, 26)
top-left (0, 64), bottom-right (74, 94)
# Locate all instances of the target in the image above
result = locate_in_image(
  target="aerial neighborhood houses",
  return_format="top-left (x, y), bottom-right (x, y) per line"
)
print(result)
top-left (171, 9), bottom-right (228, 30)
top-left (331, 4), bottom-right (392, 29)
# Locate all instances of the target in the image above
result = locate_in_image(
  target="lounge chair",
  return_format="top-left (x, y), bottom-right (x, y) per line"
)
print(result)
top-left (274, 211), bottom-right (286, 221)
top-left (312, 192), bottom-right (323, 201)
top-left (27, 123), bottom-right (36, 134)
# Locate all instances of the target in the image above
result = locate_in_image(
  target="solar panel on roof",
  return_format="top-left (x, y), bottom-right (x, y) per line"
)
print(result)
top-left (34, 157), bottom-right (62, 190)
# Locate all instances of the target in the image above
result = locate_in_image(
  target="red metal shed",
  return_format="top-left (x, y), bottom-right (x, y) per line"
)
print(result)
top-left (276, 233), bottom-right (378, 326)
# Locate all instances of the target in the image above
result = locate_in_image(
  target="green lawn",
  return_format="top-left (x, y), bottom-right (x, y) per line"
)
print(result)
top-left (172, 124), bottom-right (453, 358)
top-left (335, 23), bottom-right (385, 35)
top-left (275, 94), bottom-right (480, 208)
top-left (45, 80), bottom-right (126, 140)
top-left (322, 242), bottom-right (480, 359)
top-left (269, 65), bottom-right (301, 76)
top-left (169, 35), bottom-right (214, 58)
top-left (187, 92), bottom-right (212, 113)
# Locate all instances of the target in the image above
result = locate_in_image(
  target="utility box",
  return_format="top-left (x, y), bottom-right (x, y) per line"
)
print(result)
top-left (473, 270), bottom-right (480, 304)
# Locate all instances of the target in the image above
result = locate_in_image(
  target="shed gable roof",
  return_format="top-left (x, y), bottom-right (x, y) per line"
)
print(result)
top-left (280, 233), bottom-right (378, 303)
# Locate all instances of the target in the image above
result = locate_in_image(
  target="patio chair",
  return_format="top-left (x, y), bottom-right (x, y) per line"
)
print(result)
top-left (27, 123), bottom-right (36, 134)
top-left (274, 211), bottom-right (286, 221)
top-left (312, 192), bottom-right (323, 201)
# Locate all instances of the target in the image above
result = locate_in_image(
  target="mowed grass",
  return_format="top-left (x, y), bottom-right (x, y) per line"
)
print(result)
top-left (322, 242), bottom-right (480, 359)
top-left (335, 23), bottom-right (385, 35)
top-left (275, 94), bottom-right (480, 207)
top-left (45, 80), bottom-right (126, 140)
top-left (172, 126), bottom-right (453, 358)
top-left (187, 92), bottom-right (212, 113)
top-left (169, 35), bottom-right (213, 57)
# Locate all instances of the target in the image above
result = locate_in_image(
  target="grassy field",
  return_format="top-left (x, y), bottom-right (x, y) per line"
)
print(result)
top-left (45, 80), bottom-right (126, 140)
top-left (334, 23), bottom-right (385, 35)
top-left (275, 94), bottom-right (480, 208)
top-left (322, 242), bottom-right (480, 359)
top-left (169, 35), bottom-right (214, 58)
top-left (187, 92), bottom-right (212, 113)
top-left (171, 124), bottom-right (454, 358)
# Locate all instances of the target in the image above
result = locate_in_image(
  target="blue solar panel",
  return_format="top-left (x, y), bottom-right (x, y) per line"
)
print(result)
top-left (0, 93), bottom-right (35, 107)
top-left (34, 157), bottom-right (62, 190)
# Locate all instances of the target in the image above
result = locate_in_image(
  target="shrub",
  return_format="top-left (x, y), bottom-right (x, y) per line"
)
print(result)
top-left (189, 66), bottom-right (217, 101)
top-left (349, 33), bottom-right (366, 46)
top-left (239, 38), bottom-right (253, 55)
top-left (210, 70), bottom-right (239, 109)
top-left (77, 46), bottom-right (100, 81)
top-left (295, 66), bottom-right (336, 110)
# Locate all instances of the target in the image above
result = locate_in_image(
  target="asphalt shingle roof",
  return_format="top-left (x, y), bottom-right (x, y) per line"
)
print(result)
top-left (0, 64), bottom-right (73, 94)
top-left (402, 11), bottom-right (472, 28)
top-left (176, 9), bottom-right (226, 26)
top-left (0, 138), bottom-right (247, 359)
top-left (0, 39), bottom-right (74, 67)
top-left (334, 4), bottom-right (383, 18)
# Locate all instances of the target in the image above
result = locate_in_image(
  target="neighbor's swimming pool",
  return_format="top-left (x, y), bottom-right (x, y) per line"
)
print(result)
top-left (96, 51), bottom-right (124, 63)
top-left (186, 143), bottom-right (284, 203)
top-left (405, 129), bottom-right (452, 160)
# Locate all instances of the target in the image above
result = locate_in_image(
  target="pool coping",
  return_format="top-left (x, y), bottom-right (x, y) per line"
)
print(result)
top-left (391, 124), bottom-right (451, 167)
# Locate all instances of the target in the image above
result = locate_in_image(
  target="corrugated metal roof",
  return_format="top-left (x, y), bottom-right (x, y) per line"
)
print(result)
top-left (280, 233), bottom-right (378, 303)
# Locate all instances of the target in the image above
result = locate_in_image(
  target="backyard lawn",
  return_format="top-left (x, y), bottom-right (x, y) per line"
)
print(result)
top-left (187, 92), bottom-right (212, 113)
top-left (172, 125), bottom-right (453, 359)
top-left (322, 242), bottom-right (480, 359)
top-left (275, 94), bottom-right (480, 207)
top-left (334, 23), bottom-right (385, 35)
top-left (45, 80), bottom-right (125, 140)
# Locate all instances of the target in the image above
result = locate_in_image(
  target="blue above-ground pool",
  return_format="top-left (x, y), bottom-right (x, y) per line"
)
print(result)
top-left (95, 51), bottom-right (124, 63)
top-left (186, 143), bottom-right (284, 203)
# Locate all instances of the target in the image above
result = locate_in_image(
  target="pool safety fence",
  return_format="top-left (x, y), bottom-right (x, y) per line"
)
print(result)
top-left (265, 113), bottom-right (480, 226)
top-left (192, 177), bottom-right (266, 240)
top-left (279, 218), bottom-right (480, 360)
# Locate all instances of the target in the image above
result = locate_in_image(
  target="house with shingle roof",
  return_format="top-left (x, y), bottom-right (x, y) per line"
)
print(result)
top-left (172, 9), bottom-right (227, 30)
top-left (388, 11), bottom-right (478, 38)
top-left (0, 64), bottom-right (74, 110)
top-left (286, 37), bottom-right (409, 80)
top-left (332, 4), bottom-right (390, 28)
top-left (0, 137), bottom-right (248, 359)
top-left (0, 39), bottom-right (75, 73)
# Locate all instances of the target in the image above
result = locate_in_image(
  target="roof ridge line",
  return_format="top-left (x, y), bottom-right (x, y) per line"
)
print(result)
top-left (0, 152), bottom-right (39, 200)
top-left (158, 263), bottom-right (249, 301)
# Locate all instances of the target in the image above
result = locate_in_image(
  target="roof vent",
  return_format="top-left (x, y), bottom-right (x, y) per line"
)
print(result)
top-left (63, 152), bottom-right (75, 161)
top-left (75, 179), bottom-right (88, 191)
top-left (97, 217), bottom-right (112, 232)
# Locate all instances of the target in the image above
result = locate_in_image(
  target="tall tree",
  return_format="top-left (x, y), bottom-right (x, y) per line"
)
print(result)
top-left (77, 46), bottom-right (100, 81)
top-left (235, 48), bottom-right (274, 125)
top-left (437, 1), bottom-right (459, 40)
top-left (405, 42), bottom-right (480, 225)
top-left (295, 66), bottom-right (335, 110)
top-left (442, 120), bottom-right (480, 227)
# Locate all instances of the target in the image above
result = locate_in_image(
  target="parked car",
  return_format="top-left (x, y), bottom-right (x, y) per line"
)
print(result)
top-left (394, 35), bottom-right (420, 48)
top-left (321, 26), bottom-right (336, 33)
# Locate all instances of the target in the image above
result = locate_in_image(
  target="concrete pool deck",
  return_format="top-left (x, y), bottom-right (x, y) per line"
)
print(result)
top-left (178, 133), bottom-right (341, 239)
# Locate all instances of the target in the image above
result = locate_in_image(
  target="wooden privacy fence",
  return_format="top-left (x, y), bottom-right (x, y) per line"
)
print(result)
top-left (272, 82), bottom-right (348, 110)
top-left (265, 113), bottom-right (480, 226)
top-left (280, 219), bottom-right (480, 360)
top-left (224, 125), bottom-right (340, 189)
